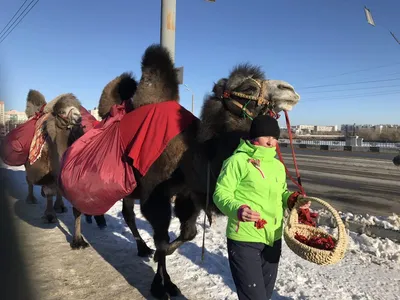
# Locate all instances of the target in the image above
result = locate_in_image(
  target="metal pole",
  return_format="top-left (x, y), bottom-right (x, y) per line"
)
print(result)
top-left (184, 84), bottom-right (194, 113)
top-left (160, 0), bottom-right (176, 63)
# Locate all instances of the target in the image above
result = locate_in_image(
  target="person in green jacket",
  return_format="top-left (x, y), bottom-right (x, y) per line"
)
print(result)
top-left (213, 114), bottom-right (309, 300)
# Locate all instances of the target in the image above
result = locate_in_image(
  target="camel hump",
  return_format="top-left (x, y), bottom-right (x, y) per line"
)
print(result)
top-left (98, 72), bottom-right (138, 119)
top-left (132, 44), bottom-right (179, 109)
top-left (25, 89), bottom-right (46, 118)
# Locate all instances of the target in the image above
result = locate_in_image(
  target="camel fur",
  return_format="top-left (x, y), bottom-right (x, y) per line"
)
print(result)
top-left (25, 89), bottom-right (46, 118)
top-left (132, 45), bottom-right (179, 109)
top-left (25, 92), bottom-right (84, 223)
top-left (69, 43), bottom-right (300, 299)
top-left (98, 72), bottom-right (137, 119)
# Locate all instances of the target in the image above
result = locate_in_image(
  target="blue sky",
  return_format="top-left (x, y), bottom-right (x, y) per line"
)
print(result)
top-left (0, 0), bottom-right (399, 126)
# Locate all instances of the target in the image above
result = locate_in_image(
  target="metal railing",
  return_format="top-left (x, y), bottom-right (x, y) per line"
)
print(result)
top-left (278, 139), bottom-right (400, 149)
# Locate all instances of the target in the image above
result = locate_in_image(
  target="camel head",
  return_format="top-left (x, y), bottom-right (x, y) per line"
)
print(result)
top-left (198, 63), bottom-right (300, 141)
top-left (98, 72), bottom-right (138, 119)
top-left (213, 63), bottom-right (300, 119)
top-left (52, 93), bottom-right (82, 128)
top-left (393, 155), bottom-right (400, 166)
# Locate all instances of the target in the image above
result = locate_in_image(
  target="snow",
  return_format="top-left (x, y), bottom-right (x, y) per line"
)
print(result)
top-left (317, 210), bottom-right (400, 231)
top-left (2, 162), bottom-right (400, 300)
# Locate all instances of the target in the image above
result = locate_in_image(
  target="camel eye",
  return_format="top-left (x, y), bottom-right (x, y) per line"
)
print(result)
top-left (278, 84), bottom-right (294, 92)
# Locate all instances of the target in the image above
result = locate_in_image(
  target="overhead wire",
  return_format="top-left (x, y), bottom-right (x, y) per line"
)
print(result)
top-left (298, 77), bottom-right (400, 90)
top-left (0, 0), bottom-right (40, 44)
top-left (305, 89), bottom-right (400, 102)
top-left (301, 84), bottom-right (400, 94)
top-left (0, 0), bottom-right (29, 37)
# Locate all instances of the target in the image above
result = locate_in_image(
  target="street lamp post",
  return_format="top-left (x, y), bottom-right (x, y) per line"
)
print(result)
top-left (183, 84), bottom-right (194, 114)
top-left (160, 0), bottom-right (176, 63)
top-left (160, 0), bottom-right (215, 82)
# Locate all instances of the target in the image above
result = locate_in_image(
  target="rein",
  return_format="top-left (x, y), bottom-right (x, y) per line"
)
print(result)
top-left (201, 162), bottom-right (211, 261)
top-left (276, 110), bottom-right (306, 196)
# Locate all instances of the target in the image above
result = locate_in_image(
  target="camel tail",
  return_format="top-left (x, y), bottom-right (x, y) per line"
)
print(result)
top-left (132, 44), bottom-right (179, 109)
top-left (25, 89), bottom-right (46, 118)
top-left (98, 72), bottom-right (137, 119)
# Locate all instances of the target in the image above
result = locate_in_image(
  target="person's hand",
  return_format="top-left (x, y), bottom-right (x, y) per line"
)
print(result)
top-left (296, 194), bottom-right (311, 209)
top-left (238, 206), bottom-right (260, 222)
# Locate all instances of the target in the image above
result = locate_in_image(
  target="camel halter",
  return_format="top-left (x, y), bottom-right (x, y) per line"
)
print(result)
top-left (56, 107), bottom-right (81, 129)
top-left (222, 78), bottom-right (269, 120)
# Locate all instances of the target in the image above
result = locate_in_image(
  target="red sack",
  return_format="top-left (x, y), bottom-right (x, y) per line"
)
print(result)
top-left (59, 103), bottom-right (136, 215)
top-left (0, 108), bottom-right (44, 166)
top-left (79, 106), bottom-right (100, 133)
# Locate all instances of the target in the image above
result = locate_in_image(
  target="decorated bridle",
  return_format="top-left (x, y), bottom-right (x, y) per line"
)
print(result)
top-left (221, 77), bottom-right (280, 120)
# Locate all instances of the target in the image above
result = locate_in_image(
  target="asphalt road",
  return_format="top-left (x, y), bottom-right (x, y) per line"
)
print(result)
top-left (279, 148), bottom-right (400, 216)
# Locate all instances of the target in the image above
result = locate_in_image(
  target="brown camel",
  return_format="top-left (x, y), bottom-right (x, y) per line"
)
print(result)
top-left (69, 44), bottom-right (300, 299)
top-left (24, 91), bottom-right (84, 223)
top-left (24, 89), bottom-right (47, 205)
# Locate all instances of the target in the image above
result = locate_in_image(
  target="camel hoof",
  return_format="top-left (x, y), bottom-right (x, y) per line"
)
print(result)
top-left (54, 205), bottom-right (68, 214)
top-left (137, 245), bottom-right (155, 257)
top-left (70, 237), bottom-right (90, 250)
top-left (165, 281), bottom-right (181, 297)
top-left (150, 274), bottom-right (169, 300)
top-left (26, 196), bottom-right (38, 204)
top-left (42, 212), bottom-right (57, 223)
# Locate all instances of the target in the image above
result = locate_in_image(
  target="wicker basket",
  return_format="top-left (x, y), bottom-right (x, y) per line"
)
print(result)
top-left (283, 196), bottom-right (348, 265)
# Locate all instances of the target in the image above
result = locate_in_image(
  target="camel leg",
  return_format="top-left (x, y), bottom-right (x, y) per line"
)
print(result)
top-left (93, 215), bottom-right (108, 229)
top-left (43, 195), bottom-right (57, 223)
top-left (122, 197), bottom-right (154, 257)
top-left (83, 214), bottom-right (107, 229)
top-left (53, 189), bottom-right (68, 213)
top-left (70, 207), bottom-right (89, 249)
top-left (159, 194), bottom-right (201, 259)
top-left (25, 176), bottom-right (38, 204)
top-left (84, 214), bottom-right (93, 224)
top-left (141, 184), bottom-right (180, 299)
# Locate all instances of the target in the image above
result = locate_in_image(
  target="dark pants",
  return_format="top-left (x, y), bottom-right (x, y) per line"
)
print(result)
top-left (227, 238), bottom-right (282, 300)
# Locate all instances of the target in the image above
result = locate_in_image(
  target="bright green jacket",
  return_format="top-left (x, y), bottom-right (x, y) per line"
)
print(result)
top-left (213, 139), bottom-right (293, 246)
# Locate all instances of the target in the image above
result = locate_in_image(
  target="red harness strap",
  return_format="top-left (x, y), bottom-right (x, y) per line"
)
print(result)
top-left (274, 110), bottom-right (306, 196)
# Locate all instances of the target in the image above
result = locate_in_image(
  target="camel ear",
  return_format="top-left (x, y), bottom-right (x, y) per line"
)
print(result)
top-left (212, 78), bottom-right (228, 98)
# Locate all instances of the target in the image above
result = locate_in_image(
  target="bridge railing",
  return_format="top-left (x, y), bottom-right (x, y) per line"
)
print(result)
top-left (278, 139), bottom-right (400, 149)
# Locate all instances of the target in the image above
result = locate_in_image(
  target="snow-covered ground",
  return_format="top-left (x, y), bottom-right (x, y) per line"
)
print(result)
top-left (317, 209), bottom-right (400, 231)
top-left (2, 162), bottom-right (400, 300)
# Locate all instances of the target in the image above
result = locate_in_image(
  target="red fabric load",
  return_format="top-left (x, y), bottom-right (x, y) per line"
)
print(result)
top-left (0, 106), bottom-right (45, 166)
top-left (59, 103), bottom-right (136, 215)
top-left (59, 100), bottom-right (196, 215)
top-left (119, 100), bottom-right (197, 176)
top-left (79, 106), bottom-right (100, 132)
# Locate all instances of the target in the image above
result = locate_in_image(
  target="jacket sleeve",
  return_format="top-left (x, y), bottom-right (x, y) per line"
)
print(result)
top-left (213, 155), bottom-right (246, 220)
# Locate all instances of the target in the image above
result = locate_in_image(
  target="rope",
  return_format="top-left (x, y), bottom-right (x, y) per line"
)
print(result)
top-left (201, 161), bottom-right (211, 261)
top-left (275, 110), bottom-right (306, 196)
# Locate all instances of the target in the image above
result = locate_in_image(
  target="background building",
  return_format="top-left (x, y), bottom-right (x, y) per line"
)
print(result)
top-left (89, 107), bottom-right (100, 121)
top-left (0, 101), bottom-right (5, 126)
